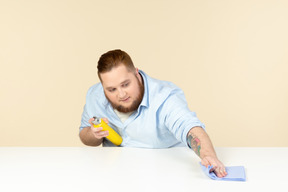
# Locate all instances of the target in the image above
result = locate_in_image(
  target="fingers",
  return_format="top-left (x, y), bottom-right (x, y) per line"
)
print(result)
top-left (201, 156), bottom-right (228, 178)
top-left (212, 166), bottom-right (227, 178)
top-left (88, 117), bottom-right (109, 139)
top-left (88, 117), bottom-right (94, 126)
top-left (90, 126), bottom-right (109, 139)
top-left (102, 118), bottom-right (109, 124)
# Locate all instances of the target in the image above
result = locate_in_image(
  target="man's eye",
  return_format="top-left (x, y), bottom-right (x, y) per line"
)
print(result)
top-left (123, 83), bottom-right (129, 87)
top-left (109, 88), bottom-right (116, 92)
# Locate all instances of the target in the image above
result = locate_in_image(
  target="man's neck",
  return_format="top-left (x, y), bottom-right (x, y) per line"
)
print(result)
top-left (114, 109), bottom-right (134, 123)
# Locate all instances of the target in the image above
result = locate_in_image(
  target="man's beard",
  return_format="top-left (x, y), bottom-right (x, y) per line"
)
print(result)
top-left (105, 77), bottom-right (144, 113)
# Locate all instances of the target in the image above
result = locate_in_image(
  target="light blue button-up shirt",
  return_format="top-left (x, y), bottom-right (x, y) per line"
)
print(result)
top-left (80, 70), bottom-right (205, 148)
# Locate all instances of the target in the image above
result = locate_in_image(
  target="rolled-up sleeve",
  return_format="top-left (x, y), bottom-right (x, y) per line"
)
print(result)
top-left (159, 88), bottom-right (205, 146)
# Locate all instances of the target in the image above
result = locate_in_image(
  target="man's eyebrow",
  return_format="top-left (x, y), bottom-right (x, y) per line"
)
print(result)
top-left (105, 80), bottom-right (130, 90)
top-left (121, 80), bottom-right (130, 84)
top-left (105, 86), bottom-right (115, 90)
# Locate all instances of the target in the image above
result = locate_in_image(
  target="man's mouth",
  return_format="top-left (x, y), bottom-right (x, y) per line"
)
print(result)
top-left (120, 97), bottom-right (130, 102)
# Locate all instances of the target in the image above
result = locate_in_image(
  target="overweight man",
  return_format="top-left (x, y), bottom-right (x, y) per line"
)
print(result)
top-left (79, 49), bottom-right (227, 177)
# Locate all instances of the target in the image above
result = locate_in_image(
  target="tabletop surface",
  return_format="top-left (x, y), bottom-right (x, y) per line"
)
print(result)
top-left (0, 147), bottom-right (287, 192)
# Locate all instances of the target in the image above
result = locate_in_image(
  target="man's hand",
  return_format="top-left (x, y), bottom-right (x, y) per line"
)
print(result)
top-left (88, 117), bottom-right (109, 139)
top-left (187, 127), bottom-right (227, 178)
top-left (79, 117), bottom-right (110, 146)
top-left (201, 156), bottom-right (227, 178)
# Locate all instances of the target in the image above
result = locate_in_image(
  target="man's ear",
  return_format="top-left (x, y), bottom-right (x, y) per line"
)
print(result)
top-left (135, 68), bottom-right (143, 82)
top-left (135, 68), bottom-right (140, 77)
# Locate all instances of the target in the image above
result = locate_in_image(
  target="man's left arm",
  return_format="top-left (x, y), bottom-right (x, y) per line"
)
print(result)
top-left (187, 127), bottom-right (227, 178)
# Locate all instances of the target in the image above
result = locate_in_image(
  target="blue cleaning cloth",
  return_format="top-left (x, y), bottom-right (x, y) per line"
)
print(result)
top-left (200, 162), bottom-right (246, 181)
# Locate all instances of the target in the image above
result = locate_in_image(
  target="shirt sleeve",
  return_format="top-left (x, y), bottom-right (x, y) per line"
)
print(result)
top-left (158, 88), bottom-right (205, 146)
top-left (79, 104), bottom-right (91, 133)
top-left (79, 85), bottom-right (98, 133)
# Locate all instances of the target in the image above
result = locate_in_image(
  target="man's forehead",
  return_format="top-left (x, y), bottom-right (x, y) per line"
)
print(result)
top-left (100, 66), bottom-right (134, 88)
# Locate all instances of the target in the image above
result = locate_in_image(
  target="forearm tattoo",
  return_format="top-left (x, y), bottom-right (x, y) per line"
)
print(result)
top-left (187, 133), bottom-right (201, 157)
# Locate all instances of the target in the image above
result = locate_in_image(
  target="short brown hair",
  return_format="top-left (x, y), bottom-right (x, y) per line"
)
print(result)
top-left (97, 49), bottom-right (135, 79)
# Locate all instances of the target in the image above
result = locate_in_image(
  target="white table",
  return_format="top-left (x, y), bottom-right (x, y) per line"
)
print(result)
top-left (0, 147), bottom-right (287, 192)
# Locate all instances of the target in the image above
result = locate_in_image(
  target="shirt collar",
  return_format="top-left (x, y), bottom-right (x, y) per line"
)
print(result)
top-left (138, 70), bottom-right (149, 108)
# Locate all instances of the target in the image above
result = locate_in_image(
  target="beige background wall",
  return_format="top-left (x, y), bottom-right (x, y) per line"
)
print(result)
top-left (1, 0), bottom-right (287, 147)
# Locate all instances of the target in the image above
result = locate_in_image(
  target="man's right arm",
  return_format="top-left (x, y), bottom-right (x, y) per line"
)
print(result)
top-left (79, 118), bottom-right (109, 146)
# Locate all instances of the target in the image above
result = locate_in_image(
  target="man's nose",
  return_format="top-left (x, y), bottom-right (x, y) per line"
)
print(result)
top-left (118, 88), bottom-right (126, 98)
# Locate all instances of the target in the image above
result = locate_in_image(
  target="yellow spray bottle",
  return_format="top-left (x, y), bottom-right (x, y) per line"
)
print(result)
top-left (92, 116), bottom-right (123, 146)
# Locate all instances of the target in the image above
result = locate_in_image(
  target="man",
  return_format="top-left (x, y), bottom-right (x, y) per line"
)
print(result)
top-left (79, 49), bottom-right (227, 177)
